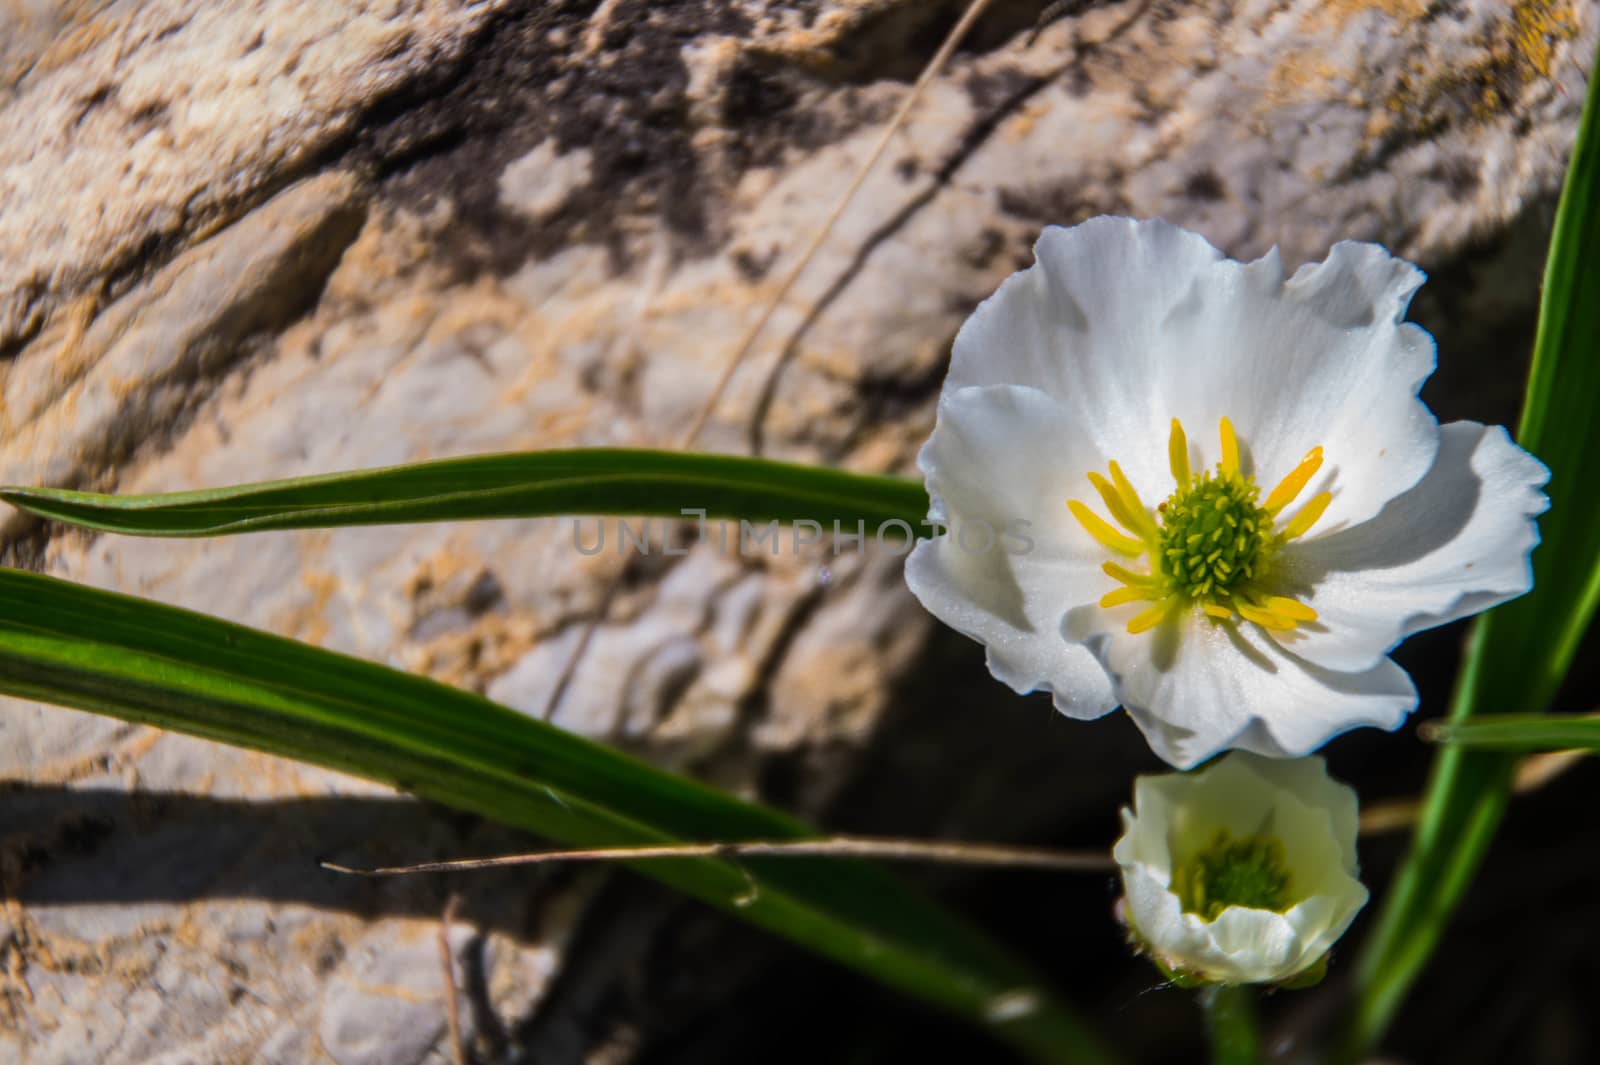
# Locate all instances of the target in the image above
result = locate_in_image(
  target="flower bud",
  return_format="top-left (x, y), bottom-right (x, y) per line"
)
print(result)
top-left (1113, 752), bottom-right (1367, 986)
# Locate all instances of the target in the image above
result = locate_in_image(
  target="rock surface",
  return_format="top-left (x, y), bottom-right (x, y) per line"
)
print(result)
top-left (0, 1), bottom-right (1594, 1062)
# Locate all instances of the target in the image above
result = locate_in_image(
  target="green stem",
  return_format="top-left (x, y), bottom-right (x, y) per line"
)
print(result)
top-left (1202, 985), bottom-right (1262, 1065)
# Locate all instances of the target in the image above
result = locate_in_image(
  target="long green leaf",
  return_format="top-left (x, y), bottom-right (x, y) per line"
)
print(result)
top-left (1423, 714), bottom-right (1600, 753)
top-left (0, 449), bottom-right (928, 537)
top-left (0, 566), bottom-right (1114, 1064)
top-left (1343, 40), bottom-right (1600, 1059)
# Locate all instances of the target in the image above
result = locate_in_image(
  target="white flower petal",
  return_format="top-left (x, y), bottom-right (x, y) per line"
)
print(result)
top-left (1216, 752), bottom-right (1360, 867)
top-left (1114, 777), bottom-right (1180, 876)
top-left (917, 384), bottom-right (1107, 560)
top-left (1270, 421), bottom-right (1551, 672)
top-left (906, 384), bottom-right (1116, 717)
top-left (1203, 888), bottom-right (1367, 985)
top-left (1204, 907), bottom-right (1304, 983)
top-left (1286, 880), bottom-right (1370, 962)
top-left (946, 216), bottom-right (1223, 414)
top-left (1153, 239), bottom-right (1440, 530)
top-left (1121, 864), bottom-right (1289, 984)
top-left (905, 540), bottom-right (1115, 718)
top-left (1080, 611), bottom-right (1416, 768)
top-left (1223, 652), bottom-right (1417, 762)
top-left (945, 219), bottom-right (1440, 525)
top-left (1120, 862), bottom-right (1202, 964)
top-left (946, 218), bottom-right (1223, 498)
top-left (1167, 754), bottom-right (1349, 885)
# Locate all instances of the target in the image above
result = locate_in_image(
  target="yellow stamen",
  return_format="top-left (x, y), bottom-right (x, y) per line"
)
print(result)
top-left (1236, 602), bottom-right (1296, 630)
top-left (1100, 586), bottom-right (1152, 608)
top-left (1263, 596), bottom-right (1317, 622)
top-left (1108, 461), bottom-right (1161, 542)
top-left (1087, 471), bottom-right (1148, 541)
top-left (1127, 600), bottom-right (1175, 634)
top-left (1067, 500), bottom-right (1145, 556)
top-left (1078, 413), bottom-right (1341, 639)
top-left (1264, 447), bottom-right (1324, 515)
top-left (1282, 491), bottom-right (1333, 540)
top-left (1218, 417), bottom-right (1241, 478)
top-left (1103, 560), bottom-right (1158, 587)
top-left (1168, 418), bottom-right (1191, 486)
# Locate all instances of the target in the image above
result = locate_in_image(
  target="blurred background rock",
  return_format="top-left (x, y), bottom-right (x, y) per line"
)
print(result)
top-left (0, 1), bottom-right (1594, 1062)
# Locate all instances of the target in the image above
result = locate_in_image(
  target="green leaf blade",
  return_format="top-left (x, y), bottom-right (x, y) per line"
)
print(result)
top-left (0, 567), bottom-right (1115, 1064)
top-left (1344, 40), bottom-right (1600, 1059)
top-left (1424, 714), bottom-right (1600, 753)
top-left (0, 449), bottom-right (929, 537)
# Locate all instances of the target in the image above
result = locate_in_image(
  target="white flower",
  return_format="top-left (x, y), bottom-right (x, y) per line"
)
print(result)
top-left (905, 217), bottom-right (1550, 768)
top-left (1113, 752), bottom-right (1368, 986)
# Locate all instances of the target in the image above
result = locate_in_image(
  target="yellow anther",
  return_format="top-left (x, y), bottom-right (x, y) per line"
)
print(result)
top-left (1103, 560), bottom-right (1158, 587)
top-left (1168, 418), bottom-right (1191, 486)
top-left (1127, 601), bottom-right (1175, 634)
top-left (1264, 446), bottom-right (1324, 515)
top-left (1108, 461), bottom-right (1161, 541)
top-left (1100, 586), bottom-right (1150, 608)
top-left (1068, 500), bottom-right (1145, 556)
top-left (1282, 491), bottom-right (1333, 540)
top-left (1263, 596), bottom-right (1317, 622)
top-left (1079, 413), bottom-right (1338, 638)
top-left (1236, 602), bottom-right (1296, 630)
top-left (1219, 417), bottom-right (1241, 478)
top-left (1087, 472), bottom-right (1147, 541)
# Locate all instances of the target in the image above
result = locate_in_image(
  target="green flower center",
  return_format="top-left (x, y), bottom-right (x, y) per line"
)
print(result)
top-left (1173, 828), bottom-right (1294, 921)
top-left (1156, 471), bottom-right (1272, 602)
top-left (1069, 417), bottom-right (1332, 634)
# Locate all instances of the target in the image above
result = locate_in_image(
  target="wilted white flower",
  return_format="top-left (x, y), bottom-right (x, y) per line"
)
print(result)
top-left (905, 217), bottom-right (1549, 767)
top-left (1113, 752), bottom-right (1367, 986)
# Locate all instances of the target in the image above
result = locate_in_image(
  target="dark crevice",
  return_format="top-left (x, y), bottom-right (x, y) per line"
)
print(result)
top-left (0, 515), bottom-right (54, 572)
top-left (0, 191), bottom-right (365, 564)
top-left (328, 0), bottom-right (1115, 281)
top-left (744, 54), bottom-right (1077, 456)
top-left (827, 353), bottom-right (953, 463)
top-left (509, 875), bottom-right (680, 1060)
top-left (337, 0), bottom-right (753, 278)
top-left (1410, 188), bottom-right (1559, 430)
top-left (743, 0), bottom-right (1152, 457)
top-left (758, 0), bottom-right (1109, 86)
top-left (104, 195), bottom-right (368, 489)
top-left (700, 570), bottom-right (829, 786)
top-left (2, 3), bottom-right (541, 360)
top-left (4, 153), bottom-right (356, 364)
